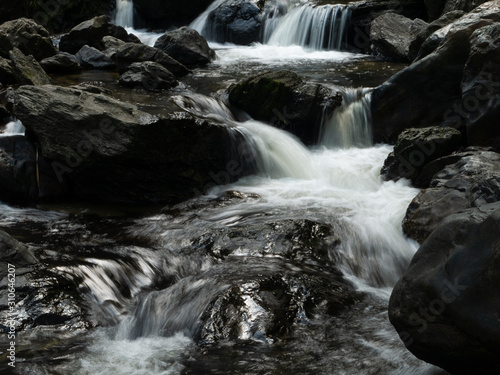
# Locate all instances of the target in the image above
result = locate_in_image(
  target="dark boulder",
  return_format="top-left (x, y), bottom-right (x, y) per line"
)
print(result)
top-left (0, 229), bottom-right (38, 280)
top-left (424, 0), bottom-right (446, 21)
top-left (370, 13), bottom-right (428, 62)
top-left (0, 18), bottom-right (56, 61)
top-left (228, 70), bottom-right (341, 145)
top-left (390, 202), bottom-right (500, 374)
top-left (402, 149), bottom-right (500, 243)
top-left (371, 1), bottom-right (500, 144)
top-left (75, 45), bottom-right (115, 70)
top-left (119, 61), bottom-right (178, 90)
top-left (0, 105), bottom-right (10, 125)
top-left (408, 10), bottom-right (465, 61)
top-left (154, 27), bottom-right (216, 67)
top-left (133, 0), bottom-right (213, 29)
top-left (202, 0), bottom-right (262, 45)
top-left (0, 56), bottom-right (16, 85)
top-left (0, 135), bottom-right (67, 202)
top-left (12, 85), bottom-right (252, 204)
top-left (59, 15), bottom-right (140, 55)
top-left (9, 48), bottom-right (51, 86)
top-left (381, 126), bottom-right (462, 186)
top-left (40, 52), bottom-right (81, 74)
top-left (443, 0), bottom-right (490, 14)
top-left (0, 30), bottom-right (13, 59)
top-left (115, 42), bottom-right (190, 77)
top-left (102, 35), bottom-right (126, 59)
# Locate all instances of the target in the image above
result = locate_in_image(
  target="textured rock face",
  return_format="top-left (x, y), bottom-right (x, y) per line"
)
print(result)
top-left (228, 70), bottom-right (342, 145)
top-left (371, 1), bottom-right (500, 145)
top-left (370, 13), bottom-right (428, 61)
top-left (390, 202), bottom-right (500, 375)
top-left (402, 149), bottom-right (500, 243)
top-left (75, 45), bottom-right (115, 70)
top-left (0, 18), bottom-right (57, 61)
top-left (119, 61), bottom-right (178, 90)
top-left (9, 48), bottom-right (51, 86)
top-left (154, 27), bottom-right (216, 67)
top-left (12, 85), bottom-right (252, 204)
top-left (115, 42), bottom-right (190, 77)
top-left (381, 126), bottom-right (462, 186)
top-left (40, 52), bottom-right (81, 74)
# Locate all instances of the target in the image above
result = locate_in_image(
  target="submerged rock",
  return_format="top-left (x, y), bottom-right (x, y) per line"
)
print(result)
top-left (41, 52), bottom-right (82, 74)
top-left (115, 42), bottom-right (190, 77)
top-left (154, 27), bottom-right (216, 67)
top-left (390, 202), bottom-right (500, 374)
top-left (9, 48), bottom-right (51, 86)
top-left (402, 149), bottom-right (500, 243)
top-left (381, 126), bottom-right (462, 186)
top-left (0, 18), bottom-right (56, 61)
top-left (370, 13), bottom-right (428, 62)
top-left (12, 85), bottom-right (252, 204)
top-left (228, 70), bottom-right (341, 145)
top-left (119, 61), bottom-right (178, 90)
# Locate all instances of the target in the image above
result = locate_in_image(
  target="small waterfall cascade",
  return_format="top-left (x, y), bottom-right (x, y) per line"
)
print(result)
top-left (321, 88), bottom-right (373, 148)
top-left (267, 3), bottom-right (352, 50)
top-left (1, 119), bottom-right (25, 136)
top-left (190, 0), bottom-right (227, 35)
top-left (115, 0), bottom-right (134, 28)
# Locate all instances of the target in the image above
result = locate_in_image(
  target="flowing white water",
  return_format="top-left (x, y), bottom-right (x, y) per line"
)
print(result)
top-left (267, 4), bottom-right (351, 50)
top-left (321, 88), bottom-right (373, 148)
top-left (115, 0), bottom-right (134, 28)
top-left (1, 119), bottom-right (25, 136)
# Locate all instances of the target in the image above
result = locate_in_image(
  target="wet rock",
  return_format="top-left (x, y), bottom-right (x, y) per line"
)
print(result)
top-left (202, 0), bottom-right (263, 45)
top-left (154, 27), bottom-right (216, 67)
top-left (443, 0), bottom-right (490, 14)
top-left (40, 52), bottom-right (81, 74)
top-left (0, 18), bottom-right (56, 61)
top-left (402, 149), bottom-right (500, 243)
top-left (133, 0), bottom-right (213, 28)
top-left (59, 15), bottom-right (139, 54)
top-left (75, 45), bottom-right (115, 70)
top-left (115, 42), bottom-right (190, 77)
top-left (381, 126), bottom-right (462, 186)
top-left (0, 135), bottom-right (67, 202)
top-left (408, 10), bottom-right (465, 61)
top-left (9, 48), bottom-right (51, 86)
top-left (390, 202), bottom-right (500, 374)
top-left (228, 70), bottom-right (341, 145)
top-left (0, 229), bottom-right (38, 280)
top-left (12, 85), bottom-right (252, 204)
top-left (370, 13), bottom-right (428, 62)
top-left (119, 61), bottom-right (178, 90)
top-left (371, 1), bottom-right (500, 144)
top-left (0, 56), bottom-right (16, 85)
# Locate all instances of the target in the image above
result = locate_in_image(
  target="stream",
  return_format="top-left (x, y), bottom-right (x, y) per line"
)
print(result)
top-left (1, 0), bottom-right (449, 374)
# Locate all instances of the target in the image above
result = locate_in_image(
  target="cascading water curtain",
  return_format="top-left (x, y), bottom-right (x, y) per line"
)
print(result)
top-left (266, 4), bottom-right (352, 50)
top-left (115, 0), bottom-right (134, 28)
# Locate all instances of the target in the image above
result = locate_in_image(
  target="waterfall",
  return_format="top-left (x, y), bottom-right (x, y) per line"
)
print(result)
top-left (190, 0), bottom-right (227, 35)
top-left (321, 88), bottom-right (373, 148)
top-left (1, 119), bottom-right (25, 136)
top-left (115, 0), bottom-right (134, 28)
top-left (267, 4), bottom-right (351, 50)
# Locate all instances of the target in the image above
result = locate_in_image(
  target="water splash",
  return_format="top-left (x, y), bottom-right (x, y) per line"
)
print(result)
top-left (2, 119), bottom-right (25, 136)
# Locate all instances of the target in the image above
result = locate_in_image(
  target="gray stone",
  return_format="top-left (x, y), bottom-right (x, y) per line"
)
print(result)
top-left (119, 61), bottom-right (178, 90)
top-left (75, 45), bottom-right (115, 70)
top-left (9, 48), bottom-right (51, 85)
top-left (41, 52), bottom-right (81, 74)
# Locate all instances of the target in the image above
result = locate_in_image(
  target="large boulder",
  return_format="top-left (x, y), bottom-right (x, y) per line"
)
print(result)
top-left (133, 0), bottom-right (213, 28)
top-left (40, 52), bottom-right (81, 74)
top-left (0, 18), bottom-right (56, 61)
top-left (202, 0), bottom-right (263, 45)
top-left (443, 0), bottom-right (490, 14)
top-left (381, 126), bottom-right (462, 186)
top-left (0, 135), bottom-right (67, 202)
top-left (371, 1), bottom-right (500, 144)
top-left (59, 15), bottom-right (140, 55)
top-left (228, 70), bottom-right (341, 145)
top-left (75, 45), bottom-right (115, 70)
top-left (12, 85), bottom-right (252, 204)
top-left (115, 43), bottom-right (190, 77)
top-left (119, 61), bottom-right (178, 90)
top-left (390, 202), bottom-right (500, 374)
top-left (0, 30), bottom-right (13, 59)
top-left (154, 27), bottom-right (216, 67)
top-left (370, 13), bottom-right (428, 62)
top-left (402, 149), bottom-right (500, 243)
top-left (9, 48), bottom-right (51, 86)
